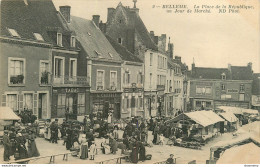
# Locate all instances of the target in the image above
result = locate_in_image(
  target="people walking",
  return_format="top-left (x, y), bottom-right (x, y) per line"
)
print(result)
top-left (3, 130), bottom-right (10, 161)
top-left (27, 130), bottom-right (40, 158)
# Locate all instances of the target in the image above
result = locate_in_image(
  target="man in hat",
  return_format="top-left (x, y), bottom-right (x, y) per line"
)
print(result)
top-left (50, 119), bottom-right (59, 143)
top-left (3, 130), bottom-right (10, 161)
top-left (166, 154), bottom-right (175, 164)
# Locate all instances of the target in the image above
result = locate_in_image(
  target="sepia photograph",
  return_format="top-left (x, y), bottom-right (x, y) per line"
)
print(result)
top-left (0, 0), bottom-right (259, 165)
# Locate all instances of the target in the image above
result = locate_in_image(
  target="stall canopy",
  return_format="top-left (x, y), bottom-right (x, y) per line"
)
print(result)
top-left (0, 107), bottom-right (20, 120)
top-left (168, 110), bottom-right (224, 127)
top-left (218, 106), bottom-right (243, 115)
top-left (216, 142), bottom-right (260, 164)
top-left (219, 112), bottom-right (238, 123)
top-left (241, 109), bottom-right (259, 115)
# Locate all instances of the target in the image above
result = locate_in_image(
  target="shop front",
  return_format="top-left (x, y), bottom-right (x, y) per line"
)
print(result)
top-left (52, 87), bottom-right (88, 119)
top-left (90, 92), bottom-right (121, 122)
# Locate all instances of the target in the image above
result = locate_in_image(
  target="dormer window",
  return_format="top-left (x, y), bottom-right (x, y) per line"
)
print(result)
top-left (221, 73), bottom-right (226, 80)
top-left (108, 53), bottom-right (113, 58)
top-left (95, 50), bottom-right (101, 57)
top-left (87, 32), bottom-right (91, 36)
top-left (118, 38), bottom-right (122, 44)
top-left (70, 36), bottom-right (76, 47)
top-left (8, 28), bottom-right (20, 38)
top-left (33, 33), bottom-right (44, 41)
top-left (57, 33), bottom-right (62, 46)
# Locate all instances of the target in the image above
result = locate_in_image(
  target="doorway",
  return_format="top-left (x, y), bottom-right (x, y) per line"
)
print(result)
top-left (38, 93), bottom-right (47, 119)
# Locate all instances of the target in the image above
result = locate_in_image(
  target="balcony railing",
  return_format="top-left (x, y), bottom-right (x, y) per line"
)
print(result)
top-left (10, 75), bottom-right (24, 85)
top-left (174, 88), bottom-right (181, 94)
top-left (53, 75), bottom-right (90, 86)
top-left (157, 85), bottom-right (165, 91)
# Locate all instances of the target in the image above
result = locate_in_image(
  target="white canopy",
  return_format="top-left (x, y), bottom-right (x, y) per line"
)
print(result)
top-left (242, 109), bottom-right (259, 115)
top-left (218, 106), bottom-right (243, 115)
top-left (217, 143), bottom-right (260, 164)
top-left (0, 107), bottom-right (20, 120)
top-left (219, 112), bottom-right (238, 123)
top-left (184, 110), bottom-right (224, 127)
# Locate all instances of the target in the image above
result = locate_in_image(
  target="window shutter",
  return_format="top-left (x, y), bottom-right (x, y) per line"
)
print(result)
top-left (33, 93), bottom-right (38, 115)
top-left (1, 94), bottom-right (6, 106)
top-left (18, 94), bottom-right (23, 110)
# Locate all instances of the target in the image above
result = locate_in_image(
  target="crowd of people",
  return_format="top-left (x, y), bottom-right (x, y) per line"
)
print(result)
top-left (2, 121), bottom-right (40, 162)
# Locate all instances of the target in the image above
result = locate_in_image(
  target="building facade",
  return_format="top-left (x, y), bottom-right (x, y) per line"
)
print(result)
top-left (189, 63), bottom-right (253, 111)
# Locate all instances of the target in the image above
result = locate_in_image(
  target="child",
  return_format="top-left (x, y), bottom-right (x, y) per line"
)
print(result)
top-left (89, 141), bottom-right (96, 160)
top-left (159, 134), bottom-right (164, 145)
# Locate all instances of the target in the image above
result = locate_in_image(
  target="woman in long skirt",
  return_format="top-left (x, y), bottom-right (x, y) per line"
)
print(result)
top-left (79, 135), bottom-right (88, 159)
top-left (15, 133), bottom-right (28, 160)
top-left (27, 131), bottom-right (40, 157)
top-left (130, 141), bottom-right (139, 164)
top-left (139, 142), bottom-right (146, 162)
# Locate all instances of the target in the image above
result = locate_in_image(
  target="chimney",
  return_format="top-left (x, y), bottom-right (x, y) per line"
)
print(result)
top-left (60, 6), bottom-right (71, 23)
top-left (228, 63), bottom-right (231, 71)
top-left (150, 31), bottom-right (154, 41)
top-left (158, 34), bottom-right (166, 52)
top-left (99, 21), bottom-right (106, 34)
top-left (107, 8), bottom-right (115, 24)
top-left (175, 56), bottom-right (181, 62)
top-left (92, 15), bottom-right (100, 28)
top-left (154, 36), bottom-right (158, 45)
top-left (167, 37), bottom-right (174, 59)
top-left (248, 62), bottom-right (252, 70)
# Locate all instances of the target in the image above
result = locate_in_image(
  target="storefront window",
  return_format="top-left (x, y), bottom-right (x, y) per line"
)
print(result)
top-left (77, 93), bottom-right (85, 115)
top-left (196, 101), bottom-right (201, 107)
top-left (57, 94), bottom-right (66, 118)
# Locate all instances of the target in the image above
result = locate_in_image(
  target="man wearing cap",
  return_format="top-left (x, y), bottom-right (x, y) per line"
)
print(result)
top-left (50, 119), bottom-right (58, 143)
top-left (3, 130), bottom-right (10, 161)
top-left (166, 154), bottom-right (175, 164)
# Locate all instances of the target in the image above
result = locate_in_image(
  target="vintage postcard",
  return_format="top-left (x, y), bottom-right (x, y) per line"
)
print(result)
top-left (0, 0), bottom-right (259, 165)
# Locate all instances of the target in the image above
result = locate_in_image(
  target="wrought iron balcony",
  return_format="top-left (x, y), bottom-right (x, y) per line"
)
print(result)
top-left (52, 75), bottom-right (90, 86)
top-left (157, 85), bottom-right (165, 91)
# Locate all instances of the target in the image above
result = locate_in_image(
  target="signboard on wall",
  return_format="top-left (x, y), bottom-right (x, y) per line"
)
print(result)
top-left (227, 89), bottom-right (239, 93)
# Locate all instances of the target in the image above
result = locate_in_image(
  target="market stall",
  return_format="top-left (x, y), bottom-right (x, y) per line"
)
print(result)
top-left (0, 107), bottom-right (21, 130)
top-left (219, 112), bottom-right (239, 132)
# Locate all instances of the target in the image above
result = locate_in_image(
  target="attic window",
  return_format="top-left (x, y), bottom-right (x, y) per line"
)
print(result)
top-left (87, 32), bottom-right (91, 36)
top-left (221, 73), bottom-right (226, 80)
top-left (118, 38), bottom-right (122, 44)
top-left (8, 28), bottom-right (20, 38)
top-left (95, 50), bottom-right (101, 57)
top-left (108, 53), bottom-right (113, 58)
top-left (57, 33), bottom-right (62, 46)
top-left (71, 36), bottom-right (76, 47)
top-left (33, 33), bottom-right (44, 41)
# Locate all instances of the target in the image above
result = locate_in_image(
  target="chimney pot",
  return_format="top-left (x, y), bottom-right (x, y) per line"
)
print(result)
top-left (92, 15), bottom-right (100, 28)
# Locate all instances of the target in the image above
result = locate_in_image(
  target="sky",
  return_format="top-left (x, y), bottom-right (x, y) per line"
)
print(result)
top-left (53, 0), bottom-right (260, 73)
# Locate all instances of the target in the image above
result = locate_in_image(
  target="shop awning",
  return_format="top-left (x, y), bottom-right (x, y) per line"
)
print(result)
top-left (218, 106), bottom-right (243, 115)
top-left (216, 143), bottom-right (260, 164)
top-left (219, 112), bottom-right (238, 123)
top-left (0, 107), bottom-right (21, 120)
top-left (184, 110), bottom-right (224, 127)
top-left (242, 109), bottom-right (259, 115)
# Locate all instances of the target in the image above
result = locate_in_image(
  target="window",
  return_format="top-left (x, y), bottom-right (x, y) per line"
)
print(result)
top-left (221, 73), bottom-right (226, 80)
top-left (57, 94), bottom-right (66, 118)
top-left (78, 93), bottom-right (85, 115)
top-left (57, 33), bottom-right (62, 46)
top-left (118, 38), bottom-right (122, 44)
top-left (157, 75), bottom-right (160, 85)
top-left (8, 28), bottom-right (20, 37)
top-left (139, 97), bottom-right (143, 108)
top-left (54, 58), bottom-right (64, 78)
top-left (125, 72), bottom-right (130, 85)
top-left (240, 84), bottom-right (245, 92)
top-left (9, 58), bottom-right (25, 84)
top-left (69, 58), bottom-right (77, 78)
top-left (71, 36), bottom-right (76, 47)
top-left (131, 96), bottom-right (135, 108)
top-left (221, 84), bottom-right (226, 91)
top-left (7, 94), bottom-right (17, 111)
top-left (239, 94), bottom-right (245, 101)
top-left (206, 101), bottom-right (211, 108)
top-left (33, 33), bottom-right (44, 41)
top-left (127, 98), bottom-right (131, 109)
top-left (23, 93), bottom-right (33, 110)
top-left (150, 53), bottom-right (153, 66)
top-left (205, 86), bottom-right (212, 94)
top-left (149, 73), bottom-right (152, 88)
top-left (40, 61), bottom-right (49, 84)
top-left (196, 101), bottom-right (201, 107)
top-left (97, 70), bottom-right (104, 90)
top-left (137, 73), bottom-right (142, 84)
top-left (110, 71), bottom-right (117, 89)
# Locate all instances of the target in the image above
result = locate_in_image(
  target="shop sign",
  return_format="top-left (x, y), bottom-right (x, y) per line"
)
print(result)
top-left (94, 93), bottom-right (120, 98)
top-left (227, 89), bottom-right (238, 93)
top-left (66, 88), bottom-right (79, 93)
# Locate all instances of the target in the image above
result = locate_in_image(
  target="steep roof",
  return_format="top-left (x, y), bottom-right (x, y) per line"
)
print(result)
top-left (191, 67), bottom-right (231, 80)
top-left (68, 16), bottom-right (121, 61)
top-left (0, 0), bottom-right (71, 48)
top-left (119, 4), bottom-right (158, 51)
top-left (106, 35), bottom-right (142, 63)
top-left (230, 66), bottom-right (253, 80)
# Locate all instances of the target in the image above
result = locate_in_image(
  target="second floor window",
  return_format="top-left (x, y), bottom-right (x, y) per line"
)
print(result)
top-left (150, 53), bottom-right (153, 66)
top-left (221, 84), bottom-right (226, 91)
top-left (69, 59), bottom-right (77, 78)
top-left (240, 84), bottom-right (245, 92)
top-left (137, 73), bottom-right (143, 84)
top-left (54, 58), bottom-right (63, 77)
top-left (9, 59), bottom-right (25, 84)
top-left (124, 72), bottom-right (130, 85)
top-left (110, 71), bottom-right (117, 89)
top-left (57, 33), bottom-right (62, 46)
top-left (40, 61), bottom-right (49, 84)
top-left (97, 70), bottom-right (104, 90)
